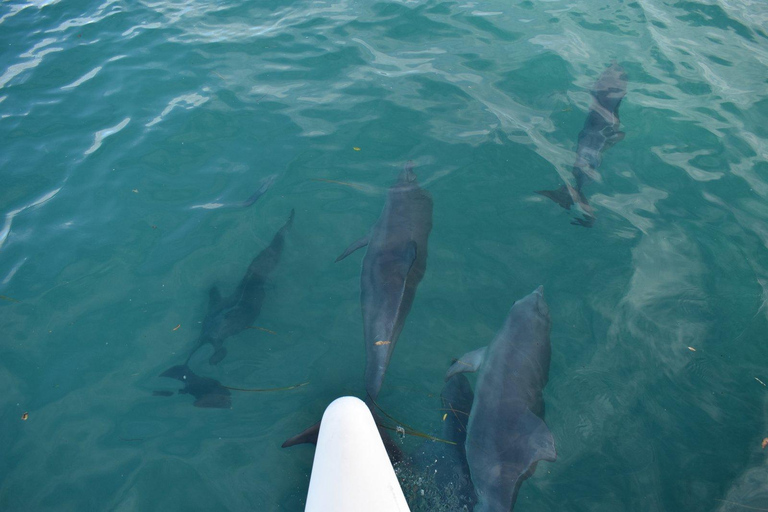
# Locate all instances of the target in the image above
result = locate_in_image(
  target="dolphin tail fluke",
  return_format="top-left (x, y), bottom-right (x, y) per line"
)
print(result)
top-left (282, 421), bottom-right (321, 448)
top-left (209, 347), bottom-right (227, 365)
top-left (536, 185), bottom-right (574, 210)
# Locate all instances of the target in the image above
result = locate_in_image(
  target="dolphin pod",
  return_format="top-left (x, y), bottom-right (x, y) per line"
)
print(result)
top-left (537, 62), bottom-right (627, 226)
top-left (447, 286), bottom-right (556, 511)
top-left (162, 65), bottom-right (636, 510)
top-left (159, 209), bottom-right (294, 408)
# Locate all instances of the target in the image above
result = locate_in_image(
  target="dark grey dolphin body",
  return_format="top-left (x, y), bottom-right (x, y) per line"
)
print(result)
top-left (159, 210), bottom-right (294, 408)
top-left (282, 163), bottom-right (431, 455)
top-left (337, 162), bottom-right (433, 401)
top-left (190, 209), bottom-right (294, 366)
top-left (446, 287), bottom-right (555, 511)
top-left (537, 63), bottom-right (627, 227)
top-left (405, 373), bottom-right (476, 510)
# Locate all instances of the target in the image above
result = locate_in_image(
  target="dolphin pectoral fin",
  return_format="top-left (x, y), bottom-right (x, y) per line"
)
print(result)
top-left (209, 347), bottom-right (227, 365)
top-left (335, 235), bottom-right (370, 262)
top-left (519, 408), bottom-right (557, 465)
top-left (536, 186), bottom-right (574, 210)
top-left (282, 421), bottom-right (321, 448)
top-left (208, 286), bottom-right (222, 310)
top-left (445, 347), bottom-right (487, 381)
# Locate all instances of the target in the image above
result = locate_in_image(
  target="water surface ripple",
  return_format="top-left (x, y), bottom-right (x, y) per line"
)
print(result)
top-left (1, 0), bottom-right (768, 510)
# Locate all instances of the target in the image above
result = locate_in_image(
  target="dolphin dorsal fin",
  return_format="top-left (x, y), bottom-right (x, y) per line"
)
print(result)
top-left (208, 286), bottom-right (222, 310)
top-left (518, 408), bottom-right (557, 468)
top-left (335, 235), bottom-right (370, 262)
top-left (445, 346), bottom-right (487, 380)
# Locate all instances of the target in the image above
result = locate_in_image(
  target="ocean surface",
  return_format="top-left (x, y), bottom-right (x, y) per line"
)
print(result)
top-left (2, 0), bottom-right (768, 510)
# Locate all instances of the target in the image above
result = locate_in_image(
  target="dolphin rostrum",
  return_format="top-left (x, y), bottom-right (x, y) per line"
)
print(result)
top-left (337, 162), bottom-right (433, 401)
top-left (159, 209), bottom-right (294, 407)
top-left (537, 63), bottom-right (627, 227)
top-left (446, 286), bottom-right (556, 511)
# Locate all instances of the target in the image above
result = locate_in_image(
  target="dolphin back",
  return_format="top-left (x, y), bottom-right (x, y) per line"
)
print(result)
top-left (361, 166), bottom-right (432, 400)
top-left (466, 287), bottom-right (555, 511)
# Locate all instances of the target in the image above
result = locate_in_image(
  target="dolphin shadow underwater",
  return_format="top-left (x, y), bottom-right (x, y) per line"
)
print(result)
top-left (447, 286), bottom-right (556, 511)
top-left (282, 162), bottom-right (432, 459)
top-left (537, 62), bottom-right (627, 227)
top-left (158, 209), bottom-right (294, 408)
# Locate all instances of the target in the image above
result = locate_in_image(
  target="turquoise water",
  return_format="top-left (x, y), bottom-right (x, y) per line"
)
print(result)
top-left (2, 0), bottom-right (768, 510)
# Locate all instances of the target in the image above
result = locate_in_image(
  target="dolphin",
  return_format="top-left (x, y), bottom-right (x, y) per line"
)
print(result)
top-left (406, 372), bottom-right (476, 510)
top-left (282, 163), bottom-right (431, 456)
top-left (446, 286), bottom-right (556, 511)
top-left (336, 161), bottom-right (433, 401)
top-left (537, 63), bottom-right (627, 227)
top-left (188, 208), bottom-right (294, 366)
top-left (158, 209), bottom-right (294, 408)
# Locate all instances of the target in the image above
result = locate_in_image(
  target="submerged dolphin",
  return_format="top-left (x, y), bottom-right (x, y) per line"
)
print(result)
top-left (190, 208), bottom-right (294, 366)
top-left (282, 163), bottom-right (431, 455)
top-left (446, 286), bottom-right (556, 511)
top-left (406, 372), bottom-right (476, 510)
top-left (537, 63), bottom-right (627, 227)
top-left (337, 162), bottom-right (433, 401)
top-left (159, 209), bottom-right (294, 408)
